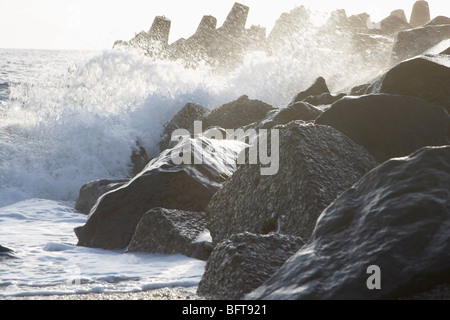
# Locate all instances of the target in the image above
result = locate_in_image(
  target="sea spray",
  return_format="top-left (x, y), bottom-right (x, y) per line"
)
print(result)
top-left (0, 21), bottom-right (390, 207)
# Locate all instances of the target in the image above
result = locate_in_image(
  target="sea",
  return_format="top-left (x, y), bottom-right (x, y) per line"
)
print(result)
top-left (0, 37), bottom-right (388, 298)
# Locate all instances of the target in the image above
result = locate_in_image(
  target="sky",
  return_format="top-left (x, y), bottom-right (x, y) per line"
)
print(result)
top-left (0, 0), bottom-right (449, 50)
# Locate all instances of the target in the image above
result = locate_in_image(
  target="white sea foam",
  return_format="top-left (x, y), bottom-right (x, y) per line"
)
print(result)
top-left (0, 199), bottom-right (205, 297)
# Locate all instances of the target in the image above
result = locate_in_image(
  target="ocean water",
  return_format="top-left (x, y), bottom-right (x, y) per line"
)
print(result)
top-left (0, 32), bottom-right (389, 297)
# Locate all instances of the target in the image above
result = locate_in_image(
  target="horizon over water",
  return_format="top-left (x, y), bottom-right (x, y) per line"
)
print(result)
top-left (0, 5), bottom-right (393, 296)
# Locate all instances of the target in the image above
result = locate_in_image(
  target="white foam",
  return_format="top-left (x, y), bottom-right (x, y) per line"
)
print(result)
top-left (0, 199), bottom-right (206, 297)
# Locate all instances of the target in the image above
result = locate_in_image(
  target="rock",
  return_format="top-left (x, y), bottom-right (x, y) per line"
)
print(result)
top-left (0, 245), bottom-right (16, 259)
top-left (374, 56), bottom-right (450, 114)
top-left (379, 14), bottom-right (411, 35)
top-left (409, 1), bottom-right (431, 28)
top-left (203, 95), bottom-right (273, 130)
top-left (130, 144), bottom-right (149, 176)
top-left (159, 102), bottom-right (210, 151)
top-left (350, 83), bottom-right (371, 96)
top-left (390, 9), bottom-right (408, 24)
top-left (206, 121), bottom-right (378, 244)
top-left (74, 135), bottom-right (247, 250)
top-left (347, 13), bottom-right (370, 29)
top-left (127, 208), bottom-right (212, 261)
top-left (246, 101), bottom-right (323, 131)
top-left (391, 24), bottom-right (450, 64)
top-left (303, 92), bottom-right (346, 106)
top-left (75, 179), bottom-right (129, 214)
top-left (442, 47), bottom-right (450, 55)
top-left (261, 102), bottom-right (323, 128)
top-left (197, 232), bottom-right (305, 300)
top-left (292, 77), bottom-right (330, 104)
top-left (315, 94), bottom-right (449, 163)
top-left (247, 146), bottom-right (450, 300)
top-left (426, 16), bottom-right (450, 26)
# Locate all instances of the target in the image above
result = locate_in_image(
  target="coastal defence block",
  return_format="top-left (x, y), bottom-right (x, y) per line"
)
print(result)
top-left (410, 0), bottom-right (431, 28)
top-left (149, 15), bottom-right (172, 45)
top-left (219, 2), bottom-right (249, 36)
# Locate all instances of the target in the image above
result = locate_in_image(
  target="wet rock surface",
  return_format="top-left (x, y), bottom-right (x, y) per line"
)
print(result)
top-left (197, 232), bottom-right (304, 300)
top-left (206, 121), bottom-right (378, 244)
top-left (247, 146), bottom-right (450, 300)
top-left (315, 94), bottom-right (450, 162)
top-left (127, 208), bottom-right (212, 261)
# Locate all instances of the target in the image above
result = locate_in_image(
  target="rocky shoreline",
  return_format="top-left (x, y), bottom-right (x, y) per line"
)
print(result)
top-left (26, 0), bottom-right (449, 300)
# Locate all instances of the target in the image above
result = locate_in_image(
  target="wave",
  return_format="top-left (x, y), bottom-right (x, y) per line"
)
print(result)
top-left (0, 32), bottom-right (389, 207)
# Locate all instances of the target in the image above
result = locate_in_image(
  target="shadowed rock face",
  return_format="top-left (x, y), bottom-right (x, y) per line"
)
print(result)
top-left (127, 208), bottom-right (212, 261)
top-left (206, 121), bottom-right (378, 245)
top-left (247, 146), bottom-right (450, 300)
top-left (375, 57), bottom-right (450, 114)
top-left (197, 232), bottom-right (304, 300)
top-left (315, 94), bottom-right (450, 163)
top-left (74, 135), bottom-right (247, 250)
top-left (75, 179), bottom-right (129, 214)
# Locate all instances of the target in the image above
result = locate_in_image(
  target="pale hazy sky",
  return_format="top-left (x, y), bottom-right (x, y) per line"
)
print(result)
top-left (0, 0), bottom-right (449, 50)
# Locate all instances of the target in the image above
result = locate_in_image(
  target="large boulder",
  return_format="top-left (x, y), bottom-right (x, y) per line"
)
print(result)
top-left (247, 146), bottom-right (450, 300)
top-left (206, 121), bottom-right (378, 244)
top-left (409, 0), bottom-right (431, 28)
top-left (315, 94), bottom-right (449, 163)
top-left (203, 95), bottom-right (273, 130)
top-left (159, 102), bottom-right (210, 151)
top-left (373, 56), bottom-right (450, 114)
top-left (75, 179), bottom-right (129, 214)
top-left (197, 232), bottom-right (304, 300)
top-left (391, 24), bottom-right (450, 64)
top-left (74, 135), bottom-right (247, 250)
top-left (126, 208), bottom-right (213, 261)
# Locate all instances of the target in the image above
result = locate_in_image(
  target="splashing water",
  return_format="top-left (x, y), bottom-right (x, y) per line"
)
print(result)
top-left (0, 21), bottom-right (391, 208)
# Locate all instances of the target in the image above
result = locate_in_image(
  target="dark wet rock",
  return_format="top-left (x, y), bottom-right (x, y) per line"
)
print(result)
top-left (247, 146), bottom-right (450, 300)
top-left (203, 95), bottom-right (273, 130)
top-left (127, 208), bottom-right (212, 261)
top-left (303, 92), bottom-right (346, 106)
top-left (409, 0), bottom-right (431, 28)
top-left (263, 102), bottom-right (322, 128)
top-left (74, 135), bottom-right (246, 250)
top-left (350, 83), bottom-right (371, 96)
top-left (374, 56), bottom-right (450, 114)
top-left (0, 245), bottom-right (16, 259)
top-left (315, 94), bottom-right (449, 163)
top-left (75, 179), bottom-right (129, 214)
top-left (292, 77), bottom-right (330, 104)
top-left (206, 121), bottom-right (378, 245)
top-left (0, 245), bottom-right (14, 254)
top-left (197, 232), bottom-right (305, 300)
top-left (391, 24), bottom-right (450, 64)
top-left (159, 103), bottom-right (210, 151)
